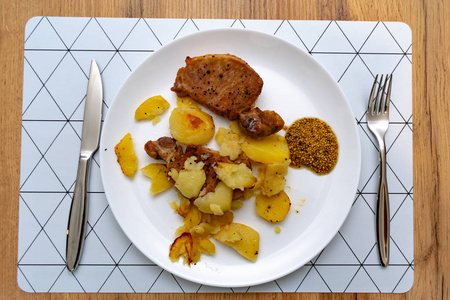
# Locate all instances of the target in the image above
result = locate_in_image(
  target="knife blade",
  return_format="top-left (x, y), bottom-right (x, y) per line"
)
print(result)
top-left (66, 60), bottom-right (103, 272)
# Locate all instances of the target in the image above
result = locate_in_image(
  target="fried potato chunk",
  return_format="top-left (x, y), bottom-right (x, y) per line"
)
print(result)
top-left (213, 223), bottom-right (260, 262)
top-left (169, 107), bottom-right (215, 145)
top-left (114, 133), bottom-right (138, 178)
top-left (260, 161), bottom-right (290, 197)
top-left (135, 95), bottom-right (170, 121)
top-left (255, 191), bottom-right (291, 224)
top-left (241, 134), bottom-right (290, 164)
top-left (140, 163), bottom-right (172, 195)
top-left (214, 162), bottom-right (256, 191)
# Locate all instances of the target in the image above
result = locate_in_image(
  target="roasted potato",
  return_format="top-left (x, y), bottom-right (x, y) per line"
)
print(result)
top-left (213, 223), bottom-right (260, 262)
top-left (135, 95), bottom-right (170, 121)
top-left (140, 163), bottom-right (172, 195)
top-left (214, 162), bottom-right (256, 191)
top-left (114, 133), bottom-right (138, 178)
top-left (169, 156), bottom-right (206, 199)
top-left (260, 161), bottom-right (289, 197)
top-left (169, 107), bottom-right (215, 145)
top-left (215, 122), bottom-right (244, 160)
top-left (241, 134), bottom-right (290, 164)
top-left (194, 182), bottom-right (233, 215)
top-left (255, 191), bottom-right (291, 223)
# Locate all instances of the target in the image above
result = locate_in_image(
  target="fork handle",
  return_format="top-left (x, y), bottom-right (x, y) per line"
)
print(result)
top-left (377, 142), bottom-right (390, 267)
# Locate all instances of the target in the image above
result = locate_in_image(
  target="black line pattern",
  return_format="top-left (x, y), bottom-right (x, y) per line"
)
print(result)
top-left (18, 17), bottom-right (413, 293)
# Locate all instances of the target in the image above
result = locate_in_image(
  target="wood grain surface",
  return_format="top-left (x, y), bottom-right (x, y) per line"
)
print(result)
top-left (1, 0), bottom-right (448, 299)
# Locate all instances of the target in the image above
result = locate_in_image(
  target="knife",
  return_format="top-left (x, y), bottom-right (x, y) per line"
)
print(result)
top-left (66, 60), bottom-right (103, 272)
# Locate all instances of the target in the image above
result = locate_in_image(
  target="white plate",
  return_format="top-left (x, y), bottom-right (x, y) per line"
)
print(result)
top-left (100, 29), bottom-right (361, 287)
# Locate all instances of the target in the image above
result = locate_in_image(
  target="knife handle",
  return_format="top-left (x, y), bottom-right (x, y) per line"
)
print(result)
top-left (66, 153), bottom-right (92, 272)
top-left (376, 143), bottom-right (390, 267)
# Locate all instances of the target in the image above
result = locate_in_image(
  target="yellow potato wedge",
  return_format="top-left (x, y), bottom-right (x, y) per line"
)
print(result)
top-left (255, 191), bottom-right (291, 223)
top-left (169, 107), bottom-right (215, 145)
top-left (135, 95), bottom-right (170, 121)
top-left (140, 163), bottom-right (172, 195)
top-left (213, 223), bottom-right (260, 262)
top-left (241, 134), bottom-right (290, 164)
top-left (114, 133), bottom-right (138, 178)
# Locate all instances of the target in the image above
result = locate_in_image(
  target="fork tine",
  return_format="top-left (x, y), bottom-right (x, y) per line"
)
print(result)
top-left (368, 74), bottom-right (379, 114)
top-left (374, 74), bottom-right (385, 114)
top-left (384, 74), bottom-right (393, 114)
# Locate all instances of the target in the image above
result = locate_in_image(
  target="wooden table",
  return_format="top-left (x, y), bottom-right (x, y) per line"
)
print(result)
top-left (1, 0), bottom-right (448, 299)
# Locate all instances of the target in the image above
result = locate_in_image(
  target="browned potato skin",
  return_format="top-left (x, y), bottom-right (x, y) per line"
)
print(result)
top-left (169, 107), bottom-right (215, 145)
top-left (255, 191), bottom-right (291, 223)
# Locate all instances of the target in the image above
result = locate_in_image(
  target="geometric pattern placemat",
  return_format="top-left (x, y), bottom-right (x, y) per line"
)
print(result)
top-left (18, 17), bottom-right (413, 293)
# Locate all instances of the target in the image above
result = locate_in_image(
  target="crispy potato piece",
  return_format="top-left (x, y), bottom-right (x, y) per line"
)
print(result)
top-left (213, 223), bottom-right (260, 262)
top-left (169, 232), bottom-right (199, 265)
top-left (135, 95), bottom-right (170, 121)
top-left (241, 134), bottom-right (290, 164)
top-left (214, 162), bottom-right (256, 191)
top-left (140, 163), bottom-right (172, 195)
top-left (260, 161), bottom-right (289, 197)
top-left (114, 133), bottom-right (138, 178)
top-left (169, 107), bottom-right (215, 145)
top-left (255, 191), bottom-right (291, 223)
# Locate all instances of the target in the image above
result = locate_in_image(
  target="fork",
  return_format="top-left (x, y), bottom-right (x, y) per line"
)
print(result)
top-left (367, 74), bottom-right (393, 267)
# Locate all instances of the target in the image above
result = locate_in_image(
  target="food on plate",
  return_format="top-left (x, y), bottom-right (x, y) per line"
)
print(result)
top-left (169, 106), bottom-right (215, 145)
top-left (238, 107), bottom-right (285, 137)
top-left (169, 232), bottom-right (215, 266)
top-left (170, 203), bottom-right (233, 265)
top-left (169, 156), bottom-right (206, 199)
top-left (214, 162), bottom-right (256, 191)
top-left (194, 181), bottom-right (233, 215)
top-left (213, 223), bottom-right (260, 262)
top-left (144, 137), bottom-right (253, 201)
top-left (215, 121), bottom-right (244, 160)
top-left (114, 133), bottom-right (138, 178)
top-left (140, 163), bottom-right (173, 195)
top-left (260, 160), bottom-right (290, 197)
top-left (241, 133), bottom-right (290, 164)
top-left (171, 54), bottom-right (284, 137)
top-left (285, 117), bottom-right (339, 174)
top-left (255, 191), bottom-right (291, 223)
top-left (134, 95), bottom-right (170, 123)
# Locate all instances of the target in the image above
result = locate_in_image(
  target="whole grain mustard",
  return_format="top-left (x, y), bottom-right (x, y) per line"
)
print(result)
top-left (285, 117), bottom-right (338, 175)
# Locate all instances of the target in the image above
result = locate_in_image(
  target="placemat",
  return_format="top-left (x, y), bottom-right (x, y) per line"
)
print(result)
top-left (18, 17), bottom-right (413, 293)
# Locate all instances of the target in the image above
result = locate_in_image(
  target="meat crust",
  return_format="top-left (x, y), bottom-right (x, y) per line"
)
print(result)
top-left (171, 54), bottom-right (263, 120)
top-left (238, 107), bottom-right (285, 137)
